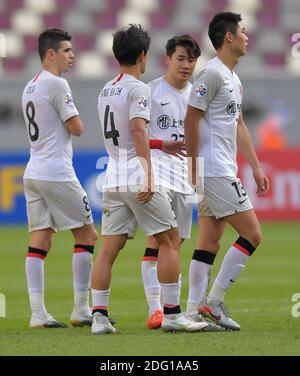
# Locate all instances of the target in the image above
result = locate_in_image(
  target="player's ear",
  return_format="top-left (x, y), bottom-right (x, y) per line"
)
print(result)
top-left (164, 54), bottom-right (170, 66)
top-left (47, 48), bottom-right (56, 61)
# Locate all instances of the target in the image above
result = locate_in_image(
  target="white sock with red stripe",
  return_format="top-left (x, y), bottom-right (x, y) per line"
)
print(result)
top-left (73, 244), bottom-right (94, 313)
top-left (187, 250), bottom-right (216, 314)
top-left (208, 237), bottom-right (256, 303)
top-left (91, 289), bottom-right (110, 316)
top-left (26, 247), bottom-right (47, 317)
top-left (141, 248), bottom-right (161, 316)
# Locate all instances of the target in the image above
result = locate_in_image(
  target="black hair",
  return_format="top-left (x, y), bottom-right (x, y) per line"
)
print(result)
top-left (208, 12), bottom-right (242, 50)
top-left (38, 28), bottom-right (72, 61)
top-left (112, 24), bottom-right (151, 65)
top-left (165, 35), bottom-right (201, 59)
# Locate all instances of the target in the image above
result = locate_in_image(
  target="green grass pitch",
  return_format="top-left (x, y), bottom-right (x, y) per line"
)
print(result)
top-left (0, 223), bottom-right (299, 356)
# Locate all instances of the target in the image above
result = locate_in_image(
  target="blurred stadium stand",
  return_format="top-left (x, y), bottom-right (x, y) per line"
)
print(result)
top-left (0, 0), bottom-right (299, 149)
top-left (0, 0), bottom-right (299, 78)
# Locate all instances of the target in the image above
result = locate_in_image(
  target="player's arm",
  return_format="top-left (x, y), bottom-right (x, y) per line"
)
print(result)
top-left (184, 105), bottom-right (205, 187)
top-left (131, 117), bottom-right (154, 204)
top-left (237, 112), bottom-right (269, 196)
top-left (150, 139), bottom-right (185, 157)
top-left (65, 115), bottom-right (84, 137)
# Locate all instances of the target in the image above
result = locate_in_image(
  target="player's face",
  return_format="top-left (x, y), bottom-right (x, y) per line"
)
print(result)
top-left (166, 46), bottom-right (197, 83)
top-left (232, 24), bottom-right (248, 57)
top-left (55, 41), bottom-right (75, 73)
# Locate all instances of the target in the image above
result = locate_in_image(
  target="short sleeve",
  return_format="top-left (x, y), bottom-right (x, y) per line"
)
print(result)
top-left (188, 68), bottom-right (223, 112)
top-left (50, 78), bottom-right (79, 122)
top-left (128, 83), bottom-right (151, 123)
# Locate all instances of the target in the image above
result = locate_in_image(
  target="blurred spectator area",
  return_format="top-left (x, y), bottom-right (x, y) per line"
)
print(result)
top-left (0, 0), bottom-right (300, 79)
top-left (0, 0), bottom-right (299, 149)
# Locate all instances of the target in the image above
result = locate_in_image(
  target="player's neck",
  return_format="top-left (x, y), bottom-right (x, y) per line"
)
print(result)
top-left (164, 73), bottom-right (187, 90)
top-left (216, 50), bottom-right (238, 72)
top-left (42, 63), bottom-right (61, 77)
top-left (120, 65), bottom-right (141, 80)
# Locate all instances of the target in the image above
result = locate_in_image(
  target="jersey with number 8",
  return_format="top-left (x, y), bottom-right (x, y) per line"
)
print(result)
top-left (22, 70), bottom-right (79, 182)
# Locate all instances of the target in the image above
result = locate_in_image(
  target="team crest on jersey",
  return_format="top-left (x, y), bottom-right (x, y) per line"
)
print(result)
top-left (65, 93), bottom-right (74, 106)
top-left (195, 83), bottom-right (207, 97)
top-left (157, 114), bottom-right (171, 129)
top-left (137, 96), bottom-right (148, 109)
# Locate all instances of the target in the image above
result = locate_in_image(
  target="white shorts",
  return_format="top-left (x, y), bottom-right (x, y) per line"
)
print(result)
top-left (101, 186), bottom-right (177, 238)
top-left (167, 190), bottom-right (193, 239)
top-left (24, 179), bottom-right (94, 232)
top-left (198, 176), bottom-right (253, 219)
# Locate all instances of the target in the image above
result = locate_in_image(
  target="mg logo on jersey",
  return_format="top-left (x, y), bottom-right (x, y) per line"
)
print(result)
top-left (226, 101), bottom-right (237, 115)
top-left (157, 114), bottom-right (171, 129)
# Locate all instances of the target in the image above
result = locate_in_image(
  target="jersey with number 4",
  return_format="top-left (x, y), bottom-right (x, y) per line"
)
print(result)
top-left (148, 77), bottom-right (193, 193)
top-left (98, 73), bottom-right (151, 189)
top-left (22, 70), bottom-right (79, 181)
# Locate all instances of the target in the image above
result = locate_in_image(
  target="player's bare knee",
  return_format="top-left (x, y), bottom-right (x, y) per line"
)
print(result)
top-left (251, 229), bottom-right (262, 247)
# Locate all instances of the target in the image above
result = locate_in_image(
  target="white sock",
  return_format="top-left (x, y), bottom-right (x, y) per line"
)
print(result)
top-left (161, 279), bottom-right (181, 312)
top-left (187, 260), bottom-right (212, 314)
top-left (72, 250), bottom-right (92, 312)
top-left (26, 253), bottom-right (47, 317)
top-left (28, 292), bottom-right (47, 318)
top-left (91, 289), bottom-right (110, 312)
top-left (141, 260), bottom-right (161, 315)
top-left (208, 245), bottom-right (249, 303)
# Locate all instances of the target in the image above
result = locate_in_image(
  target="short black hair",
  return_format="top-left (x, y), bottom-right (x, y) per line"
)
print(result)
top-left (166, 35), bottom-right (201, 59)
top-left (38, 28), bottom-right (72, 61)
top-left (208, 12), bottom-right (242, 50)
top-left (112, 24), bottom-right (151, 66)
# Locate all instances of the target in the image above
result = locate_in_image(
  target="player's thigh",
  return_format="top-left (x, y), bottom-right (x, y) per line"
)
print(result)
top-left (23, 179), bottom-right (56, 232)
top-left (101, 190), bottom-right (137, 239)
top-left (197, 216), bottom-right (226, 253)
top-left (35, 180), bottom-right (94, 231)
top-left (125, 187), bottom-right (177, 237)
top-left (171, 192), bottom-right (193, 240)
top-left (203, 177), bottom-right (253, 219)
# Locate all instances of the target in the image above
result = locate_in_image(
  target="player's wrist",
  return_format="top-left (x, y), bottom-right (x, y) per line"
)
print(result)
top-left (149, 139), bottom-right (163, 149)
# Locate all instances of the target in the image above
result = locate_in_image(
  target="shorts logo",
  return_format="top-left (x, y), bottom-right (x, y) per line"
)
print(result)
top-left (137, 96), bottom-right (148, 109)
top-left (195, 83), bottom-right (207, 97)
top-left (65, 93), bottom-right (74, 106)
top-left (226, 101), bottom-right (237, 115)
top-left (157, 114), bottom-right (171, 129)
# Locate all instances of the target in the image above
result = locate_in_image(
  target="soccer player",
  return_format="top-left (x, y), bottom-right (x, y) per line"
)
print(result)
top-left (22, 29), bottom-right (98, 328)
top-left (91, 24), bottom-right (208, 334)
top-left (184, 12), bottom-right (269, 330)
top-left (141, 35), bottom-right (201, 330)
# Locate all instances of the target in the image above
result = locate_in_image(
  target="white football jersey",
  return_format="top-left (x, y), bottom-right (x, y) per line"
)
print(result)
top-left (148, 77), bottom-right (193, 193)
top-left (22, 70), bottom-right (79, 181)
top-left (98, 73), bottom-right (151, 189)
top-left (188, 57), bottom-right (243, 177)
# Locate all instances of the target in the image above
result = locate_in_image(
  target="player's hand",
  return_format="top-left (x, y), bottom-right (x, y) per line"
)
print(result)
top-left (137, 175), bottom-right (154, 204)
top-left (161, 140), bottom-right (186, 158)
top-left (253, 167), bottom-right (269, 196)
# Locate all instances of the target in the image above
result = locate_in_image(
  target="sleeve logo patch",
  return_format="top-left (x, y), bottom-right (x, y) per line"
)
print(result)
top-left (195, 83), bottom-right (207, 97)
top-left (65, 93), bottom-right (74, 106)
top-left (137, 96), bottom-right (148, 108)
